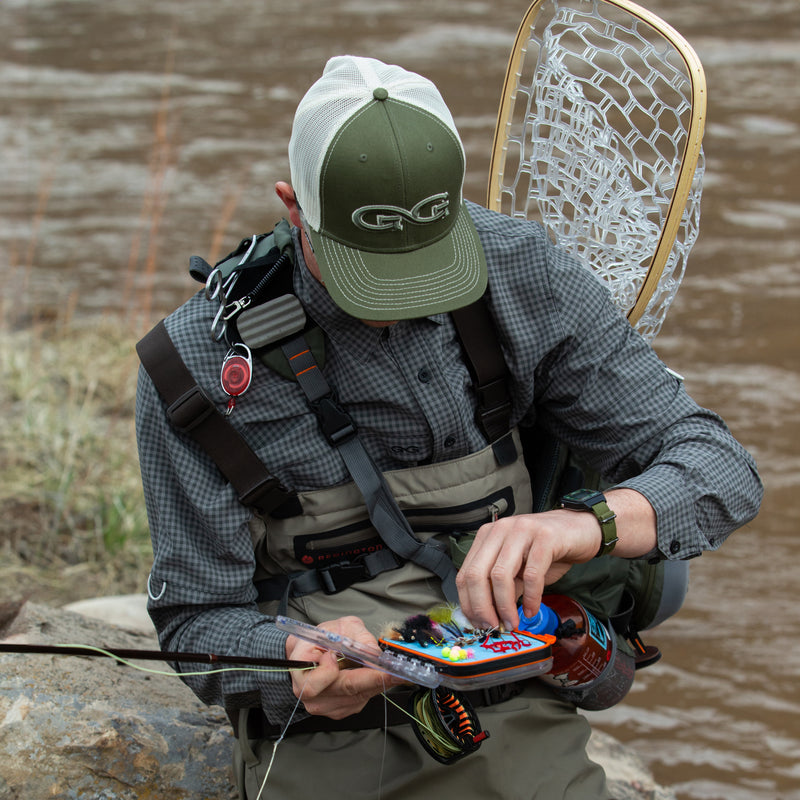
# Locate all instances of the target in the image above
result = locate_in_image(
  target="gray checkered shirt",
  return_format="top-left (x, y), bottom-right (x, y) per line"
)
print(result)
top-left (136, 202), bottom-right (761, 723)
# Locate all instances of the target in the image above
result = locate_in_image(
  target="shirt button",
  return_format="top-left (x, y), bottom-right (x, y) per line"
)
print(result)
top-left (444, 436), bottom-right (456, 447)
top-left (669, 539), bottom-right (681, 555)
top-left (417, 368), bottom-right (432, 383)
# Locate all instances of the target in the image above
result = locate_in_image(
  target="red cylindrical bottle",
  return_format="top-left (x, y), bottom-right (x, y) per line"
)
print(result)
top-left (538, 594), bottom-right (612, 688)
top-left (518, 594), bottom-right (635, 710)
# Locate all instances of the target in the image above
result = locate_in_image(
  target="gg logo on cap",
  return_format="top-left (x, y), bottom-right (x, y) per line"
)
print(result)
top-left (352, 192), bottom-right (450, 232)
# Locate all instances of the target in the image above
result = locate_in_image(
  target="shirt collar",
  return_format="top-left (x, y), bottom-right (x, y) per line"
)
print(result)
top-left (291, 227), bottom-right (445, 363)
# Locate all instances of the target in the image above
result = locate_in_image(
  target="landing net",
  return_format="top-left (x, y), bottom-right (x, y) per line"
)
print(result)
top-left (488, 0), bottom-right (706, 341)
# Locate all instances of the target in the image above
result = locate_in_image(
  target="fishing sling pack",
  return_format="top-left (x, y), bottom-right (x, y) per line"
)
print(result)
top-left (136, 220), bottom-right (675, 669)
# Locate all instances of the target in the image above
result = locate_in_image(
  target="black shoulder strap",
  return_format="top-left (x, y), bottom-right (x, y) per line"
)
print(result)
top-left (136, 320), bottom-right (297, 516)
top-left (451, 297), bottom-right (516, 464)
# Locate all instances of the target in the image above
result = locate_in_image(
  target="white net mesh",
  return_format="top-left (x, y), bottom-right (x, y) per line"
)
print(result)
top-left (491, 0), bottom-right (705, 341)
top-left (290, 55), bottom-right (464, 232)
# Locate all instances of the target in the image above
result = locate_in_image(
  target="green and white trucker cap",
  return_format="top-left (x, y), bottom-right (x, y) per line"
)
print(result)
top-left (288, 55), bottom-right (487, 321)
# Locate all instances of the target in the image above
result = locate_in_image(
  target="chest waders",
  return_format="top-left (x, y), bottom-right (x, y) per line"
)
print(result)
top-left (137, 222), bottom-right (685, 742)
top-left (251, 429), bottom-right (532, 632)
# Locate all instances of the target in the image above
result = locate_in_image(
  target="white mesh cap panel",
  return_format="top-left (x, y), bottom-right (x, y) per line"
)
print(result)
top-left (289, 55), bottom-right (464, 231)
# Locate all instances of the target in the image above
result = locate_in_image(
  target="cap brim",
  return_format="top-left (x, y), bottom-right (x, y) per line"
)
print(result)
top-left (308, 202), bottom-right (487, 321)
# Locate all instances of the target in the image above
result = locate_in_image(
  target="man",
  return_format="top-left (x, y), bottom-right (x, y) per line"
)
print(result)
top-left (136, 56), bottom-right (762, 799)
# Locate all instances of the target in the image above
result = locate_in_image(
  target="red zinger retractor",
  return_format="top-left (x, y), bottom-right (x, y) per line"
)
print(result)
top-left (220, 344), bottom-right (252, 415)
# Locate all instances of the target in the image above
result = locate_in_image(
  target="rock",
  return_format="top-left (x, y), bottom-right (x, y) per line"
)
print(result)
top-left (0, 600), bottom-right (675, 800)
top-left (0, 600), bottom-right (236, 800)
top-left (587, 730), bottom-right (677, 800)
top-left (63, 593), bottom-right (153, 635)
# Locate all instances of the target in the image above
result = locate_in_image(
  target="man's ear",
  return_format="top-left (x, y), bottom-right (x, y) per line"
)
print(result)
top-left (275, 181), bottom-right (302, 228)
top-left (275, 180), bottom-right (322, 280)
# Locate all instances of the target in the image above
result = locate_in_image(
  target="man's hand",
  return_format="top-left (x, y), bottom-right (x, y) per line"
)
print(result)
top-left (455, 509), bottom-right (597, 631)
top-left (284, 615), bottom-right (406, 719)
top-left (455, 488), bottom-right (658, 631)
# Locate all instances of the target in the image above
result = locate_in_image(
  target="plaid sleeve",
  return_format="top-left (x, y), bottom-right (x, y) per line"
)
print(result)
top-left (135, 362), bottom-right (303, 725)
top-left (469, 202), bottom-right (763, 559)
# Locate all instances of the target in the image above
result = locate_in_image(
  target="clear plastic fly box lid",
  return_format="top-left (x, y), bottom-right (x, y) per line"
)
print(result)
top-left (275, 616), bottom-right (554, 690)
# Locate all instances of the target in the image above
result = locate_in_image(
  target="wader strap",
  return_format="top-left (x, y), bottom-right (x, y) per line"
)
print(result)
top-left (451, 299), bottom-right (516, 465)
top-left (136, 320), bottom-right (296, 515)
top-left (254, 547), bottom-right (401, 603)
top-left (281, 333), bottom-right (460, 605)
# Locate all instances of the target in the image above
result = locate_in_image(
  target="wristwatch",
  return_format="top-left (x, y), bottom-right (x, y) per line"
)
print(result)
top-left (560, 489), bottom-right (618, 558)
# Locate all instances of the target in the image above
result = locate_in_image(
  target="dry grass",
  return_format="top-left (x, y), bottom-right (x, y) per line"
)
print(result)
top-left (0, 316), bottom-right (152, 605)
top-left (0, 45), bottom-right (173, 606)
top-left (1, 49), bottom-right (246, 606)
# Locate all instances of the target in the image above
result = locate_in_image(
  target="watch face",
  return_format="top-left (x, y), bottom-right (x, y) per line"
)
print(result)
top-left (565, 489), bottom-right (598, 504)
top-left (563, 489), bottom-right (604, 507)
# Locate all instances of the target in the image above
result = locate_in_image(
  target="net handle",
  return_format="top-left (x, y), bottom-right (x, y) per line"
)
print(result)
top-left (487, 0), bottom-right (707, 328)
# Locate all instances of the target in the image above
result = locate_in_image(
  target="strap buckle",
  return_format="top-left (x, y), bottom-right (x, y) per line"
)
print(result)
top-left (319, 559), bottom-right (373, 594)
top-left (167, 386), bottom-right (215, 432)
top-left (474, 681), bottom-right (525, 707)
top-left (311, 395), bottom-right (357, 446)
top-left (476, 378), bottom-right (513, 442)
top-left (239, 476), bottom-right (294, 515)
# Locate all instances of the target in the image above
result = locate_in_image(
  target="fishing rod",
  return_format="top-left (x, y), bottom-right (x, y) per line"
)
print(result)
top-left (0, 642), bottom-right (316, 670)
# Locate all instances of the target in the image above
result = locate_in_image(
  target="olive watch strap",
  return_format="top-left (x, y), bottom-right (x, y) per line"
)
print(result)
top-left (560, 489), bottom-right (619, 558)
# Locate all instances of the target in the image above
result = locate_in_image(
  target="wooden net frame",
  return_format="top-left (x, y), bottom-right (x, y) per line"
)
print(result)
top-left (488, 0), bottom-right (706, 340)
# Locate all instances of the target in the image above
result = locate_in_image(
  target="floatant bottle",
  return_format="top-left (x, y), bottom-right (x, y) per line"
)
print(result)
top-left (517, 595), bottom-right (635, 710)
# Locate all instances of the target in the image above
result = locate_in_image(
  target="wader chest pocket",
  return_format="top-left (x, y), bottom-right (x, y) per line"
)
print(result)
top-left (292, 487), bottom-right (514, 577)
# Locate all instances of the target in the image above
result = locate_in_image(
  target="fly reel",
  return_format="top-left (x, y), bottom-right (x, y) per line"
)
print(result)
top-left (410, 687), bottom-right (489, 765)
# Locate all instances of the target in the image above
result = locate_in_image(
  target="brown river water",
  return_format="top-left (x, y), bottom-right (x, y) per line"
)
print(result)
top-left (3, 1), bottom-right (799, 797)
